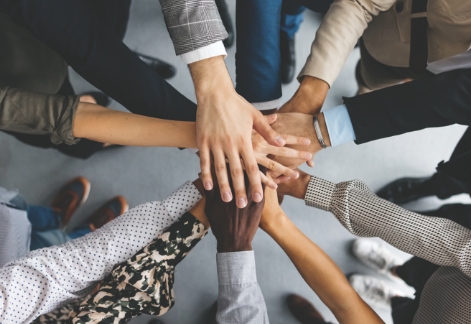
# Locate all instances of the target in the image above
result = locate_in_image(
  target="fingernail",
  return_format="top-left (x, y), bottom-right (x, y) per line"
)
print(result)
top-left (303, 153), bottom-right (313, 160)
top-left (223, 191), bottom-right (232, 202)
top-left (253, 193), bottom-right (263, 202)
top-left (293, 172), bottom-right (299, 179)
top-left (285, 177), bottom-right (291, 181)
top-left (238, 198), bottom-right (247, 208)
top-left (275, 136), bottom-right (286, 146)
top-left (204, 182), bottom-right (213, 190)
top-left (303, 139), bottom-right (311, 145)
top-left (271, 184), bottom-right (278, 189)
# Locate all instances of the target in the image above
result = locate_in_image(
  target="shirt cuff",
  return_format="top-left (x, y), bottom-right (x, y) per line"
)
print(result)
top-left (251, 98), bottom-right (282, 111)
top-left (323, 104), bottom-right (356, 147)
top-left (304, 176), bottom-right (335, 211)
top-left (180, 41), bottom-right (227, 65)
top-left (217, 251), bottom-right (257, 286)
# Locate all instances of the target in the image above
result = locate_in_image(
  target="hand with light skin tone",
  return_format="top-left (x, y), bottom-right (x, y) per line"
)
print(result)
top-left (259, 184), bottom-right (384, 324)
top-left (270, 112), bottom-right (331, 170)
top-left (189, 56), bottom-right (287, 209)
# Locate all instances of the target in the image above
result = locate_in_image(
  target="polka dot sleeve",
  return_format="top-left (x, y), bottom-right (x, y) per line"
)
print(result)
top-left (0, 181), bottom-right (202, 323)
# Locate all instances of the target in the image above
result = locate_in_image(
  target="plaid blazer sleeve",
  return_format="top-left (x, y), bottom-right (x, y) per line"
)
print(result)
top-left (159, 0), bottom-right (228, 55)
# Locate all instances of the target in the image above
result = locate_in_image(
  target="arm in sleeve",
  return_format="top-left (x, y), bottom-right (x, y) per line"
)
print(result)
top-left (216, 251), bottom-right (269, 324)
top-left (0, 181), bottom-right (202, 323)
top-left (0, 86), bottom-right (80, 145)
top-left (298, 0), bottom-right (396, 86)
top-left (70, 212), bottom-right (208, 323)
top-left (304, 176), bottom-right (471, 278)
top-left (344, 68), bottom-right (471, 144)
top-left (158, 0), bottom-right (228, 55)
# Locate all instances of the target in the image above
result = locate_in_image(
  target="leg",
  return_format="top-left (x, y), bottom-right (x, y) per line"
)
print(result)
top-left (280, 0), bottom-right (305, 84)
top-left (1, 0), bottom-right (197, 121)
top-left (30, 229), bottom-right (70, 250)
top-left (421, 203), bottom-right (471, 230)
top-left (67, 225), bottom-right (92, 240)
top-left (27, 205), bottom-right (61, 231)
top-left (235, 0), bottom-right (282, 108)
top-left (357, 38), bottom-right (434, 92)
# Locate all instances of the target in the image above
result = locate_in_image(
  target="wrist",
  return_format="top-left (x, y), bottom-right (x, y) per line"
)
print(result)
top-left (296, 76), bottom-right (329, 115)
top-left (189, 56), bottom-right (234, 99)
top-left (217, 241), bottom-right (253, 253)
top-left (316, 113), bottom-right (331, 147)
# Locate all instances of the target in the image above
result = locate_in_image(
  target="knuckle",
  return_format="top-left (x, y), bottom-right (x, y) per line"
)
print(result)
top-left (231, 167), bottom-right (243, 178)
top-left (268, 160), bottom-right (276, 170)
top-left (215, 163), bottom-right (226, 173)
top-left (246, 163), bottom-right (259, 174)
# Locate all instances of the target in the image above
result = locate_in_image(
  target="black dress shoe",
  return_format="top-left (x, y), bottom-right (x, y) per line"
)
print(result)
top-left (376, 177), bottom-right (434, 205)
top-left (287, 294), bottom-right (326, 324)
top-left (215, 0), bottom-right (234, 48)
top-left (281, 31), bottom-right (296, 84)
top-left (136, 52), bottom-right (177, 79)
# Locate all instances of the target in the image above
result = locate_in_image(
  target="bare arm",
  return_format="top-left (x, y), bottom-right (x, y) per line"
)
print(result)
top-left (73, 102), bottom-right (198, 148)
top-left (260, 187), bottom-right (384, 324)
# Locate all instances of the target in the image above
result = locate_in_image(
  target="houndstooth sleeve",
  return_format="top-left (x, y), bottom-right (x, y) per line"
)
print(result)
top-left (158, 0), bottom-right (228, 55)
top-left (305, 176), bottom-right (471, 278)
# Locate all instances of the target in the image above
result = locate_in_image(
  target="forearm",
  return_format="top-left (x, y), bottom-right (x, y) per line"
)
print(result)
top-left (305, 176), bottom-right (471, 277)
top-left (73, 102), bottom-right (197, 148)
top-left (189, 56), bottom-right (234, 99)
top-left (345, 68), bottom-right (471, 144)
top-left (264, 215), bottom-right (382, 324)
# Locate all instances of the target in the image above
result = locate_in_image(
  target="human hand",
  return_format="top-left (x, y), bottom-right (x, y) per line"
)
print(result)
top-left (278, 76), bottom-right (329, 115)
top-left (190, 57), bottom-right (285, 209)
top-left (270, 113), bottom-right (330, 170)
top-left (253, 115), bottom-right (312, 185)
top-left (277, 168), bottom-right (312, 200)
top-left (259, 181), bottom-right (285, 234)
top-left (204, 166), bottom-right (265, 253)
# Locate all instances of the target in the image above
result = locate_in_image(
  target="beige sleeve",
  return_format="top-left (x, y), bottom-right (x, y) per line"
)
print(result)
top-left (0, 86), bottom-right (80, 145)
top-left (304, 176), bottom-right (471, 278)
top-left (298, 0), bottom-right (396, 86)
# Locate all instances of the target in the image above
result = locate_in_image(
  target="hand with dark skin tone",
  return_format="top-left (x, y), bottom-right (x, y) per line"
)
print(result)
top-left (278, 76), bottom-right (330, 115)
top-left (204, 166), bottom-right (266, 253)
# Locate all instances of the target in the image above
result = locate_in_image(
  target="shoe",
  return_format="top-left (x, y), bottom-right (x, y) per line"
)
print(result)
top-left (79, 91), bottom-right (111, 107)
top-left (215, 0), bottom-right (234, 48)
top-left (281, 32), bottom-right (296, 84)
top-left (287, 294), bottom-right (326, 324)
top-left (86, 196), bottom-right (128, 231)
top-left (349, 274), bottom-right (407, 309)
top-left (352, 238), bottom-right (403, 282)
top-left (51, 177), bottom-right (91, 228)
top-left (376, 176), bottom-right (433, 205)
top-left (136, 53), bottom-right (177, 79)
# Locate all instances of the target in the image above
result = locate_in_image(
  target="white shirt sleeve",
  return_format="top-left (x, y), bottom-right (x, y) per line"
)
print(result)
top-left (323, 104), bottom-right (356, 146)
top-left (180, 41), bottom-right (227, 65)
top-left (0, 181), bottom-right (201, 324)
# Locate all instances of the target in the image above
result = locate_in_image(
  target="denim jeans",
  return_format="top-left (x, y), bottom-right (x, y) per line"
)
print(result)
top-left (16, 203), bottom-right (91, 251)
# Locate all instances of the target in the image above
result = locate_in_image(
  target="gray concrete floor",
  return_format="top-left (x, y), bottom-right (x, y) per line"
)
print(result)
top-left (1, 1), bottom-right (470, 323)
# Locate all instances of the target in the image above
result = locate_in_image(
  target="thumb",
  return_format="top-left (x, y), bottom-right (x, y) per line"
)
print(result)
top-left (253, 113), bottom-right (285, 147)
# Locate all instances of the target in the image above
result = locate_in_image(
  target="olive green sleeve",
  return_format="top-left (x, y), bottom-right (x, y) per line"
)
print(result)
top-left (0, 86), bottom-right (80, 145)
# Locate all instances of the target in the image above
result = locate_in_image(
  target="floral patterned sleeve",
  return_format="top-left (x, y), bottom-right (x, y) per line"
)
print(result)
top-left (35, 212), bottom-right (207, 324)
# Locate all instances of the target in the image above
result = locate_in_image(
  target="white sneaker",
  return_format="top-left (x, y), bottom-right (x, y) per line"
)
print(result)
top-left (349, 274), bottom-right (406, 309)
top-left (352, 238), bottom-right (403, 282)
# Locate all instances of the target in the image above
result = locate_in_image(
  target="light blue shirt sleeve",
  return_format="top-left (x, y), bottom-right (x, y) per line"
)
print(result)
top-left (322, 104), bottom-right (356, 147)
top-left (216, 251), bottom-right (269, 324)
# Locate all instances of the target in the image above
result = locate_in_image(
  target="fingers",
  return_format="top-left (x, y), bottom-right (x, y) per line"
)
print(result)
top-left (266, 145), bottom-right (312, 160)
top-left (263, 114), bottom-right (278, 125)
top-left (260, 171), bottom-right (278, 189)
top-left (240, 145), bottom-right (264, 204)
top-left (253, 112), bottom-right (286, 147)
top-left (258, 156), bottom-right (300, 179)
top-left (199, 146), bottom-right (213, 191)
top-left (226, 147), bottom-right (250, 208)
top-left (273, 175), bottom-right (292, 184)
top-left (213, 149), bottom-right (233, 203)
top-left (306, 159), bottom-right (315, 167)
top-left (282, 134), bottom-right (311, 146)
